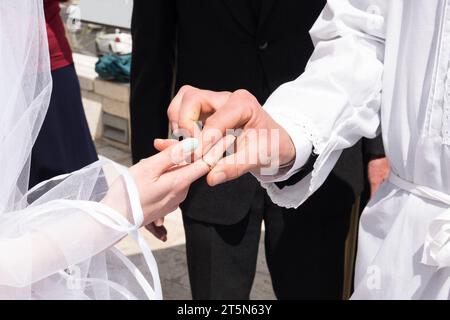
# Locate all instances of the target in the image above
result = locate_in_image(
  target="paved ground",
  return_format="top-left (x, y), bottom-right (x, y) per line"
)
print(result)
top-left (95, 140), bottom-right (276, 300)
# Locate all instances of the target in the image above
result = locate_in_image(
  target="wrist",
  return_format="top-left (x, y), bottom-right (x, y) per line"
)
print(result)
top-left (277, 123), bottom-right (297, 167)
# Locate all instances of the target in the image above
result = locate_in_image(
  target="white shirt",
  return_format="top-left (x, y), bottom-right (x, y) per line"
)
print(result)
top-left (256, 0), bottom-right (450, 299)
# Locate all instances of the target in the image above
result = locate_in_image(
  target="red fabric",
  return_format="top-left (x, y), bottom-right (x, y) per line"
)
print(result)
top-left (44, 0), bottom-right (73, 70)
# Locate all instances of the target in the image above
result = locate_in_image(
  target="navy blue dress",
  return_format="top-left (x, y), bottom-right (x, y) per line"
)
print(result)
top-left (29, 64), bottom-right (98, 189)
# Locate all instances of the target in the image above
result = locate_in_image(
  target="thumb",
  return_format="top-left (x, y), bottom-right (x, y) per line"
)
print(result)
top-left (154, 138), bottom-right (178, 152)
top-left (206, 149), bottom-right (254, 186)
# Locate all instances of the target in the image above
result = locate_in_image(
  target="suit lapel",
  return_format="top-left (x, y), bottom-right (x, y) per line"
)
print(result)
top-left (221, 0), bottom-right (256, 35)
top-left (221, 0), bottom-right (278, 35)
top-left (258, 0), bottom-right (277, 29)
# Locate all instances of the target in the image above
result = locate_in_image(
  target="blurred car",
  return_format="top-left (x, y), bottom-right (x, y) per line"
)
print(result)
top-left (95, 29), bottom-right (132, 56)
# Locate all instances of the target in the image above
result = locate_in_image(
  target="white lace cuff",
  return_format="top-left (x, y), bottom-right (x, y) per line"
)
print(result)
top-left (252, 113), bottom-right (314, 184)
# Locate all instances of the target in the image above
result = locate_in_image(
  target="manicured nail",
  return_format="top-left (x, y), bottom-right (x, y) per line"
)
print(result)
top-left (182, 138), bottom-right (199, 153)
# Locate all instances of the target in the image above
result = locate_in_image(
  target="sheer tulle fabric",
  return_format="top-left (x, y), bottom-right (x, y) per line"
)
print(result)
top-left (0, 1), bottom-right (161, 299)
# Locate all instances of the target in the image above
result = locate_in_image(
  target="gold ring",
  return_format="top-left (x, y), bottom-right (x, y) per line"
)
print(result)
top-left (201, 158), bottom-right (213, 171)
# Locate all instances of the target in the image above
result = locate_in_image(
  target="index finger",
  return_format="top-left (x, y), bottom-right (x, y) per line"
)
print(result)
top-left (169, 86), bottom-right (231, 137)
top-left (198, 90), bottom-right (257, 157)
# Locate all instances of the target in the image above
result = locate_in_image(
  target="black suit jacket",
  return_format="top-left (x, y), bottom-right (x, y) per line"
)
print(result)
top-left (130, 0), bottom-right (385, 225)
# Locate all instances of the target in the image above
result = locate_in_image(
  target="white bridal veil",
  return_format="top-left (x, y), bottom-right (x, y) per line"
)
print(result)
top-left (0, 1), bottom-right (161, 299)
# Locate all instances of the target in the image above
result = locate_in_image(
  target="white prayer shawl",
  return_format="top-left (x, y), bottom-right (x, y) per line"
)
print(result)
top-left (258, 0), bottom-right (450, 299)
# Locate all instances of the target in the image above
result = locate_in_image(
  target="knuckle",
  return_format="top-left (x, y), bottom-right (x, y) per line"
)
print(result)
top-left (181, 88), bottom-right (199, 104)
top-left (168, 85), bottom-right (198, 117)
top-left (165, 189), bottom-right (178, 203)
top-left (233, 89), bottom-right (251, 98)
top-left (233, 89), bottom-right (256, 103)
top-left (180, 84), bottom-right (194, 93)
top-left (178, 118), bottom-right (194, 131)
top-left (167, 104), bottom-right (178, 120)
top-left (232, 89), bottom-right (259, 112)
top-left (167, 105), bottom-right (175, 118)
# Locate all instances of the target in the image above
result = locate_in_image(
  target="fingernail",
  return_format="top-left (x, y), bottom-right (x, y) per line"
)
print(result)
top-left (182, 138), bottom-right (199, 153)
top-left (209, 170), bottom-right (227, 186)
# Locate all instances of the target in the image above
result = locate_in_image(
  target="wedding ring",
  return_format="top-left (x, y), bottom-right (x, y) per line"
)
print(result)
top-left (201, 158), bottom-right (213, 172)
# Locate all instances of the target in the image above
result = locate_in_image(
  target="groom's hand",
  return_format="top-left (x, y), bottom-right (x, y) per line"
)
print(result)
top-left (167, 86), bottom-right (296, 186)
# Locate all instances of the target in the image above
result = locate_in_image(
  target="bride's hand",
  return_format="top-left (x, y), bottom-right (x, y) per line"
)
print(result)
top-left (129, 136), bottom-right (235, 226)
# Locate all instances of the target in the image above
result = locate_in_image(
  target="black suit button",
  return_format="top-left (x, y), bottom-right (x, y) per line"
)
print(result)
top-left (258, 41), bottom-right (268, 51)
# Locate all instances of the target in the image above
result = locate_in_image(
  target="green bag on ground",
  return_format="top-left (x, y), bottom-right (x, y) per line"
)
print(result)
top-left (95, 54), bottom-right (131, 83)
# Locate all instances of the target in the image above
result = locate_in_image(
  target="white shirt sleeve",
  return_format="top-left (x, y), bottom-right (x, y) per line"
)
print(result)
top-left (254, 0), bottom-right (388, 208)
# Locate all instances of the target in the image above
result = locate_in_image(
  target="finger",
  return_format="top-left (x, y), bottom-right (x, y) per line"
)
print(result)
top-left (154, 139), bottom-right (178, 152)
top-left (167, 85), bottom-right (193, 132)
top-left (206, 132), bottom-right (256, 186)
top-left (206, 148), bottom-right (256, 186)
top-left (176, 89), bottom-right (231, 137)
top-left (198, 90), bottom-right (257, 157)
top-left (169, 135), bottom-right (236, 184)
top-left (154, 217), bottom-right (164, 227)
top-left (150, 138), bottom-right (199, 174)
top-left (145, 223), bottom-right (168, 242)
top-left (202, 134), bottom-right (236, 168)
top-left (155, 224), bottom-right (168, 242)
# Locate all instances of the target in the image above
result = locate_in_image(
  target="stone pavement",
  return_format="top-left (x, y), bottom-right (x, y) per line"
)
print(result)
top-left (94, 140), bottom-right (276, 300)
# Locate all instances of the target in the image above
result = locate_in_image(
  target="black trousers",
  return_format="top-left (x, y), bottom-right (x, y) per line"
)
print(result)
top-left (183, 173), bottom-right (355, 300)
top-left (29, 64), bottom-right (98, 189)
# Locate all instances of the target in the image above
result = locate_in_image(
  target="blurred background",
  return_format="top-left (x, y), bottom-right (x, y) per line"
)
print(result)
top-left (62, 0), bottom-right (132, 57)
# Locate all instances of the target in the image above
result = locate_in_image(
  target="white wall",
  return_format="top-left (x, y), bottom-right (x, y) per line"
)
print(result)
top-left (79, 0), bottom-right (133, 29)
